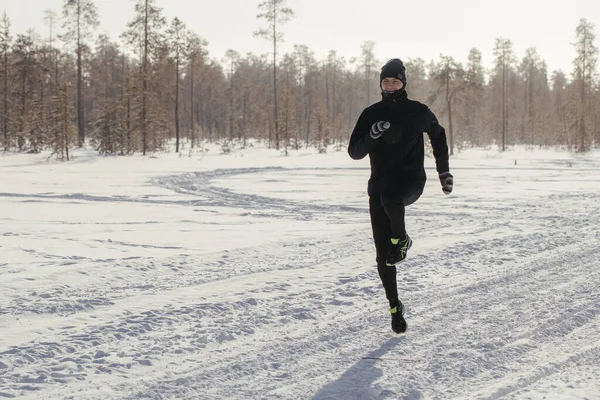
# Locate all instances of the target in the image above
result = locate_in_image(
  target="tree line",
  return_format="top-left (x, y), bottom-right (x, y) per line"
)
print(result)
top-left (0, 0), bottom-right (599, 160)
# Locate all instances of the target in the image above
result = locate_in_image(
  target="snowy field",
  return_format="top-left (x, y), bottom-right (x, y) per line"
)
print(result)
top-left (1, 142), bottom-right (600, 399)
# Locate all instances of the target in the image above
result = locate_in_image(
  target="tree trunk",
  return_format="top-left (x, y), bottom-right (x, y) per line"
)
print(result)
top-left (197, 95), bottom-right (202, 140)
top-left (63, 82), bottom-right (70, 161)
top-left (325, 72), bottom-right (330, 121)
top-left (332, 64), bottom-right (337, 123)
top-left (305, 94), bottom-right (312, 149)
top-left (142, 0), bottom-right (149, 155)
top-left (190, 56), bottom-right (195, 148)
top-left (502, 62), bottom-right (506, 151)
top-left (120, 53), bottom-right (125, 155)
top-left (446, 71), bottom-right (454, 155)
top-left (273, 15), bottom-right (279, 150)
top-left (447, 99), bottom-right (454, 155)
top-left (229, 61), bottom-right (234, 141)
top-left (2, 44), bottom-right (7, 151)
top-left (241, 91), bottom-right (247, 145)
top-left (37, 69), bottom-right (46, 153)
top-left (175, 58), bottom-right (180, 152)
top-left (207, 84), bottom-right (212, 141)
top-left (19, 62), bottom-right (26, 151)
top-left (446, 77), bottom-right (454, 156)
top-left (562, 105), bottom-right (568, 147)
top-left (579, 114), bottom-right (586, 152)
top-left (528, 65), bottom-right (534, 146)
top-left (54, 49), bottom-right (59, 87)
top-left (77, 1), bottom-right (84, 147)
top-left (366, 63), bottom-right (371, 105)
top-left (347, 75), bottom-right (354, 139)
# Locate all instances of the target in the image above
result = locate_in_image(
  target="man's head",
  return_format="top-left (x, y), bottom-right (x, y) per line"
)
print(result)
top-left (380, 58), bottom-right (407, 92)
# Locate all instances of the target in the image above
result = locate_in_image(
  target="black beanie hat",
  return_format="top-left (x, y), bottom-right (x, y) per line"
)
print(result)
top-left (380, 58), bottom-right (407, 87)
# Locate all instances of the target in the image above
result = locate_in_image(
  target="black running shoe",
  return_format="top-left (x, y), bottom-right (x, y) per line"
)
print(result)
top-left (390, 301), bottom-right (407, 334)
top-left (386, 234), bottom-right (413, 266)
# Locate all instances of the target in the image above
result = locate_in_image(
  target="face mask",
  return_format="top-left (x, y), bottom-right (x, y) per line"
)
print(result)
top-left (382, 89), bottom-right (404, 100)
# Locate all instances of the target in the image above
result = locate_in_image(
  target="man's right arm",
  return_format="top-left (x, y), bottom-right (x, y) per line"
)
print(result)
top-left (348, 110), bottom-right (378, 160)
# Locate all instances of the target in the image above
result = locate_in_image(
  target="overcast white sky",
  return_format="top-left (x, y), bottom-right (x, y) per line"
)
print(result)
top-left (2, 0), bottom-right (600, 75)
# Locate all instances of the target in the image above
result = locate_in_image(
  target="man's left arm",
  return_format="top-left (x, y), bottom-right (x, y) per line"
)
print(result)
top-left (425, 108), bottom-right (453, 195)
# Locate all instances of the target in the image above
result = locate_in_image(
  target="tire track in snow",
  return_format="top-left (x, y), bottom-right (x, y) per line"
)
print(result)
top-left (151, 168), bottom-right (366, 221)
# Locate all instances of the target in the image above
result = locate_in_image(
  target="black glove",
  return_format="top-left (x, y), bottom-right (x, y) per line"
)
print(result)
top-left (439, 171), bottom-right (453, 195)
top-left (369, 121), bottom-right (390, 139)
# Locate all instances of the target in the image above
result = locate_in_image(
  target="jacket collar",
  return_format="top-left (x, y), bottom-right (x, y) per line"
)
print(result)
top-left (381, 89), bottom-right (408, 108)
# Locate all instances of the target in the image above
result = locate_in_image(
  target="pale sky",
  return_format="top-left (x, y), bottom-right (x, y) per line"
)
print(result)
top-left (2, 0), bottom-right (600, 75)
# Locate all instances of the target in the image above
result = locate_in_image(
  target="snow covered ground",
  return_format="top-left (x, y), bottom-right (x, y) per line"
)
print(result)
top-left (1, 142), bottom-right (600, 399)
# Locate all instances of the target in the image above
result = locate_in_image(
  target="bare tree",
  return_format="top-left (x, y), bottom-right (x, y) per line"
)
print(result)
top-left (13, 34), bottom-right (37, 151)
top-left (492, 38), bottom-right (516, 151)
top-left (61, 0), bottom-right (99, 147)
top-left (430, 55), bottom-right (464, 155)
top-left (224, 49), bottom-right (240, 141)
top-left (572, 18), bottom-right (598, 152)
top-left (404, 57), bottom-right (428, 102)
top-left (122, 56), bottom-right (134, 154)
top-left (166, 17), bottom-right (187, 152)
top-left (254, 0), bottom-right (295, 150)
top-left (360, 41), bottom-right (377, 105)
top-left (89, 35), bottom-right (126, 154)
top-left (292, 45), bottom-right (316, 147)
top-left (463, 48), bottom-right (486, 146)
top-left (315, 98), bottom-right (328, 153)
top-left (43, 9), bottom-right (58, 46)
top-left (185, 32), bottom-right (207, 148)
top-left (122, 0), bottom-right (166, 155)
top-left (0, 12), bottom-right (11, 151)
top-left (344, 58), bottom-right (358, 136)
top-left (50, 82), bottom-right (76, 160)
top-left (281, 84), bottom-right (295, 155)
top-left (519, 47), bottom-right (547, 146)
top-left (42, 9), bottom-right (62, 88)
top-left (549, 70), bottom-right (569, 146)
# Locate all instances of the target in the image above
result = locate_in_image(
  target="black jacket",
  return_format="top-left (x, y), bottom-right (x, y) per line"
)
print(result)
top-left (348, 91), bottom-right (450, 197)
